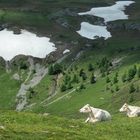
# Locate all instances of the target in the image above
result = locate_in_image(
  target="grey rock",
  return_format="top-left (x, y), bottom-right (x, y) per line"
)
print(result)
top-left (13, 27), bottom-right (21, 34)
top-left (107, 23), bottom-right (140, 31)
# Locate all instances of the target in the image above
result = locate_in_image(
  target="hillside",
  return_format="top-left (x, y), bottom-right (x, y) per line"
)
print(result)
top-left (0, 110), bottom-right (140, 140)
top-left (0, 0), bottom-right (140, 139)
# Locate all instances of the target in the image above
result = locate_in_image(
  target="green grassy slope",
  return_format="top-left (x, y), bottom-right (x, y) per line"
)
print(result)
top-left (0, 68), bottom-right (20, 110)
top-left (0, 110), bottom-right (140, 140)
top-left (29, 29), bottom-right (140, 118)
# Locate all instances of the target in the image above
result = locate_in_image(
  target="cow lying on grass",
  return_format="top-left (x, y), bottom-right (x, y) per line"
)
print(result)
top-left (119, 103), bottom-right (140, 117)
top-left (79, 104), bottom-right (111, 123)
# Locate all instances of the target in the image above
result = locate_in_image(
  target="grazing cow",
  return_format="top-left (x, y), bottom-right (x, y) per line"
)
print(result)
top-left (119, 103), bottom-right (140, 117)
top-left (79, 104), bottom-right (111, 123)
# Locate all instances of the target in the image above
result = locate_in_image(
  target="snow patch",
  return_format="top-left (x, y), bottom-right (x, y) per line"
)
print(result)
top-left (63, 49), bottom-right (70, 54)
top-left (77, 22), bottom-right (112, 40)
top-left (0, 29), bottom-right (56, 61)
top-left (78, 1), bottom-right (135, 23)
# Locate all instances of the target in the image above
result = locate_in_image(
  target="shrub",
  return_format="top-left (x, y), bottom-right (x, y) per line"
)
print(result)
top-left (113, 76), bottom-right (118, 84)
top-left (79, 84), bottom-right (86, 90)
top-left (20, 61), bottom-right (28, 70)
top-left (48, 64), bottom-right (63, 75)
top-left (106, 85), bottom-right (110, 91)
top-left (28, 87), bottom-right (36, 99)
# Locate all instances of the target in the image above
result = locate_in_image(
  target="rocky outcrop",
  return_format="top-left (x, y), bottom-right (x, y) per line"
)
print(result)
top-left (0, 23), bottom-right (21, 34)
top-left (0, 57), bottom-right (6, 68)
top-left (0, 25), bottom-right (4, 31)
top-left (15, 57), bottom-right (48, 111)
top-left (48, 8), bottom-right (104, 29)
top-left (12, 26), bottom-right (21, 34)
top-left (48, 8), bottom-right (78, 20)
top-left (107, 23), bottom-right (140, 31)
top-left (13, 73), bottom-right (20, 81)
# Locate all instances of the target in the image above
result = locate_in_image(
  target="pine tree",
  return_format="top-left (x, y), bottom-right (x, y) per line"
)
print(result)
top-left (129, 84), bottom-right (135, 93)
top-left (74, 65), bottom-right (78, 71)
top-left (115, 85), bottom-right (119, 91)
top-left (64, 75), bottom-right (71, 85)
top-left (115, 72), bottom-right (119, 77)
top-left (88, 63), bottom-right (94, 71)
top-left (48, 65), bottom-right (54, 75)
top-left (79, 69), bottom-right (84, 77)
top-left (122, 73), bottom-right (127, 83)
top-left (20, 61), bottom-right (28, 70)
top-left (110, 82), bottom-right (113, 87)
top-left (101, 72), bottom-right (106, 77)
top-left (106, 77), bottom-right (110, 83)
top-left (111, 89), bottom-right (114, 93)
top-left (67, 82), bottom-right (73, 89)
top-left (90, 73), bottom-right (96, 84)
top-left (137, 67), bottom-right (140, 78)
top-left (113, 76), bottom-right (118, 84)
top-left (81, 72), bottom-right (87, 81)
top-left (133, 65), bottom-right (137, 75)
top-left (48, 64), bottom-right (63, 75)
top-left (79, 83), bottom-right (86, 90)
top-left (72, 74), bottom-right (79, 83)
top-left (128, 66), bottom-right (136, 81)
top-left (61, 84), bottom-right (67, 92)
top-left (53, 63), bottom-right (63, 74)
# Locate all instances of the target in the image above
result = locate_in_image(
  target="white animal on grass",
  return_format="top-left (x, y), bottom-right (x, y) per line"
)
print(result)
top-left (119, 103), bottom-right (140, 117)
top-left (79, 104), bottom-right (111, 123)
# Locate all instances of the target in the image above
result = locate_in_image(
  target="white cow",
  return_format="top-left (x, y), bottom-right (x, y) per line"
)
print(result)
top-left (79, 104), bottom-right (111, 123)
top-left (119, 103), bottom-right (140, 117)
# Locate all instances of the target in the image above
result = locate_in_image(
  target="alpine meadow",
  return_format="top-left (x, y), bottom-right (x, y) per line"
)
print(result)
top-left (0, 0), bottom-right (140, 140)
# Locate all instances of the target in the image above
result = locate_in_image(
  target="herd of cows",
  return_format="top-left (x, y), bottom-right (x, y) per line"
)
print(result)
top-left (79, 103), bottom-right (140, 123)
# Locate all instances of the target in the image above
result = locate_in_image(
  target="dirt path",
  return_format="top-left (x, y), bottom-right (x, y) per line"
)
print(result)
top-left (44, 80), bottom-right (90, 107)
top-left (44, 89), bottom-right (76, 106)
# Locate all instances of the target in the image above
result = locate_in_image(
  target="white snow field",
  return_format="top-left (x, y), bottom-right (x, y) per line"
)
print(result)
top-left (77, 22), bottom-right (112, 40)
top-left (0, 29), bottom-right (56, 61)
top-left (78, 1), bottom-right (135, 23)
